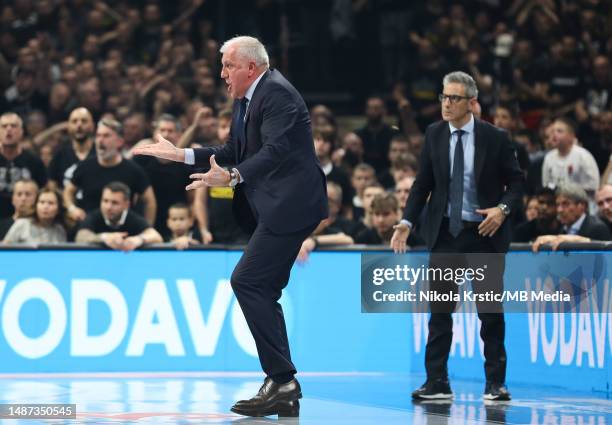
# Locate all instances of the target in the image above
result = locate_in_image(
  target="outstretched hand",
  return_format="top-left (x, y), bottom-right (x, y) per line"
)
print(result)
top-left (186, 155), bottom-right (231, 190)
top-left (132, 134), bottom-right (185, 162)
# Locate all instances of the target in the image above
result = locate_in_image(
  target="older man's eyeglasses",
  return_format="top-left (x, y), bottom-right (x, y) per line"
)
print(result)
top-left (438, 94), bottom-right (471, 104)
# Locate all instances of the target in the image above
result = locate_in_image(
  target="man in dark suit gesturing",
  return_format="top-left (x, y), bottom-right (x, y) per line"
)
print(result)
top-left (134, 36), bottom-right (327, 417)
top-left (391, 72), bottom-right (523, 401)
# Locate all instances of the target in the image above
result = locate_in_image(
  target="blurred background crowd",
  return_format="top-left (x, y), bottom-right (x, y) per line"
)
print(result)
top-left (1, 0), bottom-right (611, 256)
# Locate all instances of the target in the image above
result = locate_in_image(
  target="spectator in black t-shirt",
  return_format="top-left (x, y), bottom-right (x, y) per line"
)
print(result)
top-left (354, 96), bottom-right (400, 173)
top-left (75, 182), bottom-right (162, 251)
top-left (64, 119), bottom-right (156, 225)
top-left (355, 192), bottom-right (403, 245)
top-left (0, 112), bottom-right (47, 219)
top-left (133, 114), bottom-right (194, 237)
top-left (48, 107), bottom-right (96, 190)
top-left (0, 178), bottom-right (38, 240)
top-left (313, 127), bottom-right (353, 211)
top-left (165, 203), bottom-right (202, 250)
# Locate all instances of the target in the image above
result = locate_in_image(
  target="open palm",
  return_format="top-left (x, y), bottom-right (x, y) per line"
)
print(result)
top-left (132, 134), bottom-right (183, 162)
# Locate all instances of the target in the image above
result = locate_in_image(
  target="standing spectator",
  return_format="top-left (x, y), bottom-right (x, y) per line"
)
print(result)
top-left (354, 96), bottom-right (400, 173)
top-left (3, 188), bottom-right (66, 244)
top-left (133, 114), bottom-right (193, 236)
top-left (0, 178), bottom-right (38, 240)
top-left (64, 119), bottom-right (156, 224)
top-left (0, 112), bottom-right (47, 219)
top-left (75, 182), bottom-right (162, 251)
top-left (48, 107), bottom-right (96, 190)
top-left (542, 117), bottom-right (599, 198)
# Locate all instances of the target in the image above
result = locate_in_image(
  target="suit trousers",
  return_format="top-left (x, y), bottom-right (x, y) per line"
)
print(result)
top-left (230, 221), bottom-right (317, 377)
top-left (425, 218), bottom-right (507, 384)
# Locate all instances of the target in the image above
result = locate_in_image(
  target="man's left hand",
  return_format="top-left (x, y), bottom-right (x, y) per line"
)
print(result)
top-left (476, 207), bottom-right (505, 237)
top-left (186, 155), bottom-right (231, 190)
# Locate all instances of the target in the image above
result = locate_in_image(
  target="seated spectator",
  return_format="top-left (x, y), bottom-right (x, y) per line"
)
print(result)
top-left (0, 178), bottom-right (38, 240)
top-left (595, 184), bottom-right (612, 233)
top-left (525, 196), bottom-right (539, 221)
top-left (360, 183), bottom-right (385, 227)
top-left (75, 182), bottom-right (162, 251)
top-left (314, 127), bottom-right (353, 211)
top-left (355, 193), bottom-right (423, 246)
top-left (542, 117), bottom-right (599, 198)
top-left (297, 182), bottom-right (359, 264)
top-left (314, 182), bottom-right (364, 238)
top-left (354, 96), bottom-right (400, 173)
top-left (350, 163), bottom-right (377, 220)
top-left (532, 183), bottom-right (611, 251)
top-left (378, 134), bottom-right (411, 188)
top-left (394, 176), bottom-right (415, 209)
top-left (3, 188), bottom-right (66, 244)
top-left (513, 188), bottom-right (561, 242)
top-left (165, 203), bottom-right (202, 250)
top-left (333, 132), bottom-right (364, 174)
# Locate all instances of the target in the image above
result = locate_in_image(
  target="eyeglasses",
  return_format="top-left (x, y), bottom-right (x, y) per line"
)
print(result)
top-left (438, 94), bottom-right (471, 104)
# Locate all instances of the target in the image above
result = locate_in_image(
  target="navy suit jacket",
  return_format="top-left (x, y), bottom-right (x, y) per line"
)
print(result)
top-left (403, 119), bottom-right (523, 252)
top-left (193, 69), bottom-right (328, 235)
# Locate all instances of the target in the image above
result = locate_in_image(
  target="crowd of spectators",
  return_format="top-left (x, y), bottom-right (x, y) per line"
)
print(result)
top-left (0, 0), bottom-right (611, 253)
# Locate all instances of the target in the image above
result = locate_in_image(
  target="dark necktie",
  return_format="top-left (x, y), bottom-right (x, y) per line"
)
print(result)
top-left (237, 97), bottom-right (248, 154)
top-left (449, 129), bottom-right (465, 237)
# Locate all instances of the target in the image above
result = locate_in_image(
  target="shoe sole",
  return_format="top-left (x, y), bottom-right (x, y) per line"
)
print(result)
top-left (483, 394), bottom-right (511, 401)
top-left (231, 400), bottom-right (300, 418)
top-left (412, 393), bottom-right (454, 400)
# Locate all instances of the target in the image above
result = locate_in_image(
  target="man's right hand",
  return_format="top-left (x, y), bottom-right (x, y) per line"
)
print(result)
top-left (132, 134), bottom-right (185, 162)
top-left (391, 222), bottom-right (411, 254)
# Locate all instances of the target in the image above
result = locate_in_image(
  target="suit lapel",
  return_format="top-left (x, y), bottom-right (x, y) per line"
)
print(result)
top-left (240, 69), bottom-right (272, 159)
top-left (473, 119), bottom-right (486, 184)
top-left (439, 124), bottom-right (451, 188)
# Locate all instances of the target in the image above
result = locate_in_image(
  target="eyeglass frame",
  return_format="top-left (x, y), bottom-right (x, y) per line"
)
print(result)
top-left (438, 93), bottom-right (473, 104)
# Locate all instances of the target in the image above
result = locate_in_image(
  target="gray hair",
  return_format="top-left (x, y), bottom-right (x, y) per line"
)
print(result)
top-left (220, 36), bottom-right (269, 67)
top-left (154, 113), bottom-right (182, 132)
top-left (443, 71), bottom-right (479, 98)
top-left (556, 183), bottom-right (589, 205)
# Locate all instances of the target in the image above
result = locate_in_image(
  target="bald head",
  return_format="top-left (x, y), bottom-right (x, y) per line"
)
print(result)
top-left (68, 107), bottom-right (94, 143)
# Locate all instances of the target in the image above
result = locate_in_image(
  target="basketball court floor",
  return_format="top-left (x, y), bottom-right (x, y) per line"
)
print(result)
top-left (0, 372), bottom-right (609, 424)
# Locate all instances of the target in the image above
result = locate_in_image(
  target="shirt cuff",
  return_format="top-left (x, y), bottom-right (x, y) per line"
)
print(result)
top-left (184, 148), bottom-right (195, 165)
top-left (400, 219), bottom-right (412, 229)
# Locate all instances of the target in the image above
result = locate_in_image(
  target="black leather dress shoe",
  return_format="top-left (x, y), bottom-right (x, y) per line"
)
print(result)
top-left (231, 378), bottom-right (302, 417)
